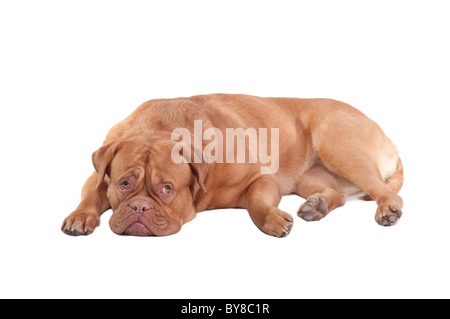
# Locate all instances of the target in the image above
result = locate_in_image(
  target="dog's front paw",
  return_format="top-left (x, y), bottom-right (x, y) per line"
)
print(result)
top-left (260, 209), bottom-right (293, 238)
top-left (61, 211), bottom-right (100, 236)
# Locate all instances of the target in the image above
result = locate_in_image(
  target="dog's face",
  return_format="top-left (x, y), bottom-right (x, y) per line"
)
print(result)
top-left (92, 136), bottom-right (206, 236)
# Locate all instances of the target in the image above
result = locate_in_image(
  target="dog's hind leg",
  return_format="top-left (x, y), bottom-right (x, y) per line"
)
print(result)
top-left (325, 158), bottom-right (403, 226)
top-left (309, 113), bottom-right (403, 226)
top-left (296, 164), bottom-right (346, 221)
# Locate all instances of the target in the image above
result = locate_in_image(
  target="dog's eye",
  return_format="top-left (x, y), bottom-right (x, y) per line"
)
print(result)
top-left (119, 181), bottom-right (131, 191)
top-left (162, 185), bottom-right (172, 194)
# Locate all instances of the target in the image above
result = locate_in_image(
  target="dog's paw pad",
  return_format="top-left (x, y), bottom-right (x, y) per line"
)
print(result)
top-left (297, 196), bottom-right (328, 222)
top-left (375, 206), bottom-right (402, 226)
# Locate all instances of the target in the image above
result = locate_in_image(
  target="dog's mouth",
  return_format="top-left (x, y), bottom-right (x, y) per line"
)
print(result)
top-left (110, 207), bottom-right (158, 236)
top-left (124, 222), bottom-right (154, 236)
top-left (110, 201), bottom-right (182, 237)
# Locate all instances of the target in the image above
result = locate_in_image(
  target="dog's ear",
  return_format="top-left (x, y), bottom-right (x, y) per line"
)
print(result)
top-left (92, 140), bottom-right (122, 188)
top-left (189, 161), bottom-right (208, 192)
top-left (170, 137), bottom-right (209, 192)
top-left (189, 142), bottom-right (209, 192)
top-left (178, 142), bottom-right (208, 192)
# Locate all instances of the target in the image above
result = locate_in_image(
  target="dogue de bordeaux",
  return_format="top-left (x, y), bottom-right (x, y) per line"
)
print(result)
top-left (62, 94), bottom-right (403, 237)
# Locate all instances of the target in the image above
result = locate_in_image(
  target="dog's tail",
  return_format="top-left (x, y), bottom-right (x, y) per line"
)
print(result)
top-left (360, 157), bottom-right (404, 201)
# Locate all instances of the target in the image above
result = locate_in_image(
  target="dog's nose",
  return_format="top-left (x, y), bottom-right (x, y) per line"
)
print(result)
top-left (130, 200), bottom-right (153, 215)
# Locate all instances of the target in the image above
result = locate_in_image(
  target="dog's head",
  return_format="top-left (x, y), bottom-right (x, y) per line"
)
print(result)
top-left (92, 135), bottom-right (207, 236)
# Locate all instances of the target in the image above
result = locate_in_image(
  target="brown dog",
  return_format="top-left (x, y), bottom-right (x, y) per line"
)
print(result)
top-left (62, 94), bottom-right (403, 237)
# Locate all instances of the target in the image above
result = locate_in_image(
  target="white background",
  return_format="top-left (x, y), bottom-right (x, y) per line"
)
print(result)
top-left (1, 0), bottom-right (449, 299)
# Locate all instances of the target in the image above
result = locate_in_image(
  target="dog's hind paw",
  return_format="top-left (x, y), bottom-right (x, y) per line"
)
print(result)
top-left (375, 205), bottom-right (402, 226)
top-left (297, 196), bottom-right (328, 222)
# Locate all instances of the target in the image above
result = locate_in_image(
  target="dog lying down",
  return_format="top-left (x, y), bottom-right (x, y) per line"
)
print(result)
top-left (62, 94), bottom-right (403, 237)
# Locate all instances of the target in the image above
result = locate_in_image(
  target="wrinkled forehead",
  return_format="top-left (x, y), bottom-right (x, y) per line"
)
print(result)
top-left (110, 142), bottom-right (149, 175)
top-left (109, 139), bottom-right (192, 185)
top-left (146, 144), bottom-right (193, 185)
